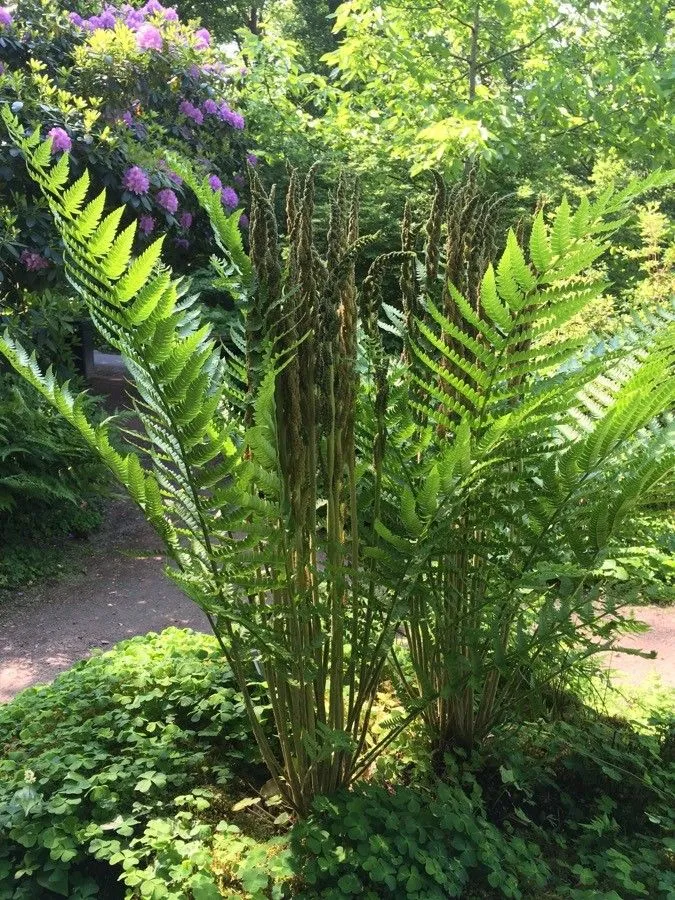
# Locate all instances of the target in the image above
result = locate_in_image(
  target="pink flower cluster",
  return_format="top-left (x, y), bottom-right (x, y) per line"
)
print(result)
top-left (136, 23), bottom-right (162, 50)
top-left (194, 28), bottom-right (210, 49)
top-left (47, 127), bottom-right (72, 153)
top-left (20, 250), bottom-right (50, 271)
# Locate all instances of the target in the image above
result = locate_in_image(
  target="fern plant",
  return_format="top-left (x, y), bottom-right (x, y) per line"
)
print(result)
top-left (373, 172), bottom-right (675, 752)
top-left (0, 109), bottom-right (409, 816)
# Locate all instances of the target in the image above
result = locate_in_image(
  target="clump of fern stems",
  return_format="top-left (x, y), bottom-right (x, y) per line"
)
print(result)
top-left (379, 169), bottom-right (675, 754)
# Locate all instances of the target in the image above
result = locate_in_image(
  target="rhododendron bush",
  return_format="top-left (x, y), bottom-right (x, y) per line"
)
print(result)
top-left (0, 0), bottom-right (255, 295)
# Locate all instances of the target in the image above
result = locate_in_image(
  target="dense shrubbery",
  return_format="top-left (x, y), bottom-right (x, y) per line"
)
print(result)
top-left (0, 628), bottom-right (673, 898)
top-left (0, 371), bottom-right (108, 590)
top-left (0, 0), bottom-right (253, 298)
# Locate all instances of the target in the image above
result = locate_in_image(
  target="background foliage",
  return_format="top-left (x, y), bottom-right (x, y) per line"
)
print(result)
top-left (0, 0), bottom-right (253, 299)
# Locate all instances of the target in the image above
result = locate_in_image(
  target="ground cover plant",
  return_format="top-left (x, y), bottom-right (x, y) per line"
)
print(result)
top-left (0, 627), bottom-right (673, 898)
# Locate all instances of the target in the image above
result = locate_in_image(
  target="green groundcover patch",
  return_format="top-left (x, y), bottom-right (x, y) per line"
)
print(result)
top-left (0, 628), bottom-right (673, 899)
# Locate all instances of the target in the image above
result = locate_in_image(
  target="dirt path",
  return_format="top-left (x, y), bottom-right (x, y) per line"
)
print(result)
top-left (603, 604), bottom-right (675, 688)
top-left (1, 500), bottom-right (673, 703)
top-left (0, 499), bottom-right (209, 702)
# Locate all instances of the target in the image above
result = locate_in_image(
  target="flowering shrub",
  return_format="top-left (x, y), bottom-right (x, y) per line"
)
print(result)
top-left (0, 0), bottom-right (256, 297)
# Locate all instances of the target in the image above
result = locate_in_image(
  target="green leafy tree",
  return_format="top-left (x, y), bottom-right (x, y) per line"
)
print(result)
top-left (275, 0), bottom-right (673, 188)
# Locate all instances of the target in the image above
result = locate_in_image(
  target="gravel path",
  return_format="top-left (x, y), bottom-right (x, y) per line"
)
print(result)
top-left (1, 500), bottom-right (673, 703)
top-left (0, 500), bottom-right (209, 702)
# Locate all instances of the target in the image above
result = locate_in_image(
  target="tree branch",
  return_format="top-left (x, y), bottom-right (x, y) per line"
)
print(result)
top-left (477, 17), bottom-right (565, 70)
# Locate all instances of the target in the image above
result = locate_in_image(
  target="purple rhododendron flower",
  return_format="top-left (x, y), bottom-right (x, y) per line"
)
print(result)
top-left (246, 153), bottom-right (258, 167)
top-left (69, 11), bottom-right (84, 27)
top-left (208, 174), bottom-right (222, 191)
top-left (0, 7), bottom-right (13, 27)
top-left (179, 100), bottom-right (204, 125)
top-left (194, 27), bottom-right (211, 49)
top-left (163, 7), bottom-right (178, 20)
top-left (187, 64), bottom-right (200, 79)
top-left (20, 250), bottom-right (50, 271)
top-left (217, 102), bottom-right (244, 130)
top-left (47, 127), bottom-right (72, 153)
top-left (179, 211), bottom-right (193, 229)
top-left (123, 165), bottom-right (150, 195)
top-left (88, 11), bottom-right (116, 30)
top-left (239, 213), bottom-right (249, 229)
top-left (168, 170), bottom-right (183, 185)
top-left (233, 172), bottom-right (245, 188)
top-left (221, 187), bottom-right (238, 209)
top-left (139, 215), bottom-right (155, 235)
top-left (125, 9), bottom-right (145, 28)
top-left (156, 188), bottom-right (178, 214)
top-left (96, 9), bottom-right (117, 28)
top-left (121, 111), bottom-right (134, 127)
top-left (143, 0), bottom-right (164, 14)
top-left (136, 23), bottom-right (163, 50)
top-left (202, 98), bottom-right (218, 115)
top-left (174, 237), bottom-right (189, 250)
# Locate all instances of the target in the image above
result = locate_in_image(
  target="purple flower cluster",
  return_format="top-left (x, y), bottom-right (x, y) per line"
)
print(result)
top-left (179, 100), bottom-right (204, 125)
top-left (221, 186), bottom-right (238, 209)
top-left (123, 165), bottom-right (150, 195)
top-left (217, 102), bottom-right (245, 130)
top-left (20, 250), bottom-right (50, 271)
top-left (246, 153), bottom-right (258, 167)
top-left (0, 6), bottom-right (13, 28)
top-left (124, 8), bottom-right (145, 29)
top-left (88, 8), bottom-right (117, 29)
top-left (156, 188), bottom-right (178, 214)
top-left (139, 215), bottom-right (156, 235)
top-left (176, 96), bottom-right (244, 131)
top-left (208, 174), bottom-right (222, 191)
top-left (47, 127), bottom-right (72, 153)
top-left (194, 28), bottom-right (210, 49)
top-left (136, 23), bottom-right (162, 50)
top-left (69, 1), bottom-right (212, 60)
top-left (179, 211), bottom-right (193, 229)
